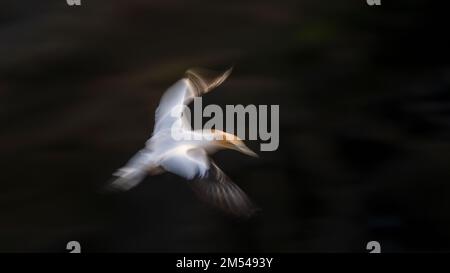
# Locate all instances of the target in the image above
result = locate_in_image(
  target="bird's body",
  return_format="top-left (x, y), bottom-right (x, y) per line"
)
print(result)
top-left (110, 67), bottom-right (258, 217)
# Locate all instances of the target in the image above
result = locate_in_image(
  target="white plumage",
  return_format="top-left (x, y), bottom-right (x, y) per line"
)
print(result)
top-left (110, 67), bottom-right (258, 217)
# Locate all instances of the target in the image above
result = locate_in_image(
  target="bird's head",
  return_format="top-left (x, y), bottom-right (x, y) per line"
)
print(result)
top-left (211, 130), bottom-right (258, 157)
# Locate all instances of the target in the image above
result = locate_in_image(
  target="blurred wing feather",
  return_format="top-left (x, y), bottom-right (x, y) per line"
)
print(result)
top-left (153, 67), bottom-right (233, 133)
top-left (189, 161), bottom-right (258, 218)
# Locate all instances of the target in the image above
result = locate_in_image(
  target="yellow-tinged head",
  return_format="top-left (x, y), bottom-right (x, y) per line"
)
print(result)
top-left (210, 130), bottom-right (258, 157)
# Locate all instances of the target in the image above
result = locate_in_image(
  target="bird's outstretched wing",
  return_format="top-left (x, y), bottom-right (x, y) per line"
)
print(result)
top-left (189, 161), bottom-right (258, 218)
top-left (153, 67), bottom-right (233, 133)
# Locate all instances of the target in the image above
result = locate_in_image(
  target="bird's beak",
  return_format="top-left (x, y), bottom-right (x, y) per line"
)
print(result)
top-left (239, 145), bottom-right (259, 158)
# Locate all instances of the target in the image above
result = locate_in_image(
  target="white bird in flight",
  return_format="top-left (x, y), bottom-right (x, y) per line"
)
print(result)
top-left (109, 67), bottom-right (259, 218)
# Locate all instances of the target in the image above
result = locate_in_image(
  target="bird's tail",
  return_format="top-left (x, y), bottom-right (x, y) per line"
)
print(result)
top-left (106, 167), bottom-right (147, 191)
top-left (105, 149), bottom-right (154, 191)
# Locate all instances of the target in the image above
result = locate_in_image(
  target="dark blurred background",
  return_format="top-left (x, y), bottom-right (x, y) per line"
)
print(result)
top-left (0, 0), bottom-right (449, 252)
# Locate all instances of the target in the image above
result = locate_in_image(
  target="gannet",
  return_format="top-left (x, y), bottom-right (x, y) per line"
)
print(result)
top-left (109, 67), bottom-right (259, 218)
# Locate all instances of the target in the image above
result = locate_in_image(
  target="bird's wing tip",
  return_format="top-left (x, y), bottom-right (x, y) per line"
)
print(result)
top-left (185, 66), bottom-right (234, 95)
top-left (232, 206), bottom-right (261, 220)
